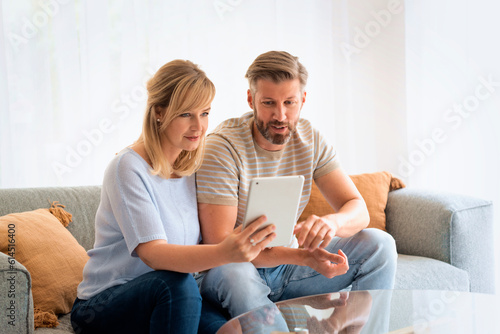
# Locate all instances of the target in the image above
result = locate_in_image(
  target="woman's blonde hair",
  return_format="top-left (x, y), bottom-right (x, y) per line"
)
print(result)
top-left (137, 59), bottom-right (215, 179)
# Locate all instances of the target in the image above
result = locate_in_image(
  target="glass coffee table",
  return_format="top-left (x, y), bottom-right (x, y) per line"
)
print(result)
top-left (217, 289), bottom-right (499, 333)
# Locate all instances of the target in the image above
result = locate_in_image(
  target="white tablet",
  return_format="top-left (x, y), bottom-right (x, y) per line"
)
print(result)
top-left (242, 175), bottom-right (305, 247)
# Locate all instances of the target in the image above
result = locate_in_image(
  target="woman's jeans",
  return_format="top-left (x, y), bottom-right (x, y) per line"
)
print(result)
top-left (198, 228), bottom-right (397, 319)
top-left (71, 270), bottom-right (201, 334)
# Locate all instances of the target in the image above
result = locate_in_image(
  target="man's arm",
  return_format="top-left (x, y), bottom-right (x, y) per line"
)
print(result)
top-left (294, 168), bottom-right (369, 249)
top-left (197, 203), bottom-right (239, 244)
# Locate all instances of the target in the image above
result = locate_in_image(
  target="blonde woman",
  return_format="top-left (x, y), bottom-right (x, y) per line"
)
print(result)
top-left (71, 60), bottom-right (276, 334)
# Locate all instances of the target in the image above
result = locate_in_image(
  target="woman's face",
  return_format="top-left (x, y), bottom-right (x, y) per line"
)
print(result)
top-left (159, 104), bottom-right (211, 162)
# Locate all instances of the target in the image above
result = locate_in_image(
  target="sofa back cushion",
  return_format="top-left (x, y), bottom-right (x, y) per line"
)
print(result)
top-left (299, 171), bottom-right (405, 231)
top-left (0, 186), bottom-right (101, 251)
top-left (0, 206), bottom-right (90, 327)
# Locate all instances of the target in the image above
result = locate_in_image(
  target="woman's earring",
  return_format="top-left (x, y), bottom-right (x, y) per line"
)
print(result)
top-left (156, 118), bottom-right (160, 123)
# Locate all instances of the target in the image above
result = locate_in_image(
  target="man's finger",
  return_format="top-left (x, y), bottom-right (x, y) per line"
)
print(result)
top-left (297, 216), bottom-right (316, 245)
top-left (309, 225), bottom-right (329, 249)
top-left (293, 221), bottom-right (303, 234)
top-left (320, 230), bottom-right (334, 249)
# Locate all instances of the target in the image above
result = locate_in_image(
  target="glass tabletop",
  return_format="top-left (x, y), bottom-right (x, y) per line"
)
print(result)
top-left (217, 289), bottom-right (499, 334)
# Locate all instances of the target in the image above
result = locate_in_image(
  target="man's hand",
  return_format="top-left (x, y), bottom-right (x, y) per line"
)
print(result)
top-left (303, 248), bottom-right (349, 279)
top-left (294, 214), bottom-right (338, 249)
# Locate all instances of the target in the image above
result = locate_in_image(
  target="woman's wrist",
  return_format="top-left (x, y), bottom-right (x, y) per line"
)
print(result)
top-left (213, 242), bottom-right (230, 266)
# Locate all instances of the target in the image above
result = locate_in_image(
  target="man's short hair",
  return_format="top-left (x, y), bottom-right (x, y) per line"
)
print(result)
top-left (245, 51), bottom-right (308, 95)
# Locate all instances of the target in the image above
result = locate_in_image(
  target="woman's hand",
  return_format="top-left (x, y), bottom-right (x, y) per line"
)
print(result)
top-left (218, 216), bottom-right (276, 263)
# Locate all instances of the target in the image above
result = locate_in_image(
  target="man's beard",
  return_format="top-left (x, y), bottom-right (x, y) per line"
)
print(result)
top-left (254, 111), bottom-right (296, 145)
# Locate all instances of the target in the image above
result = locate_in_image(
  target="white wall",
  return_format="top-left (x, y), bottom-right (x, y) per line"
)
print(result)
top-left (404, 0), bottom-right (500, 290)
top-left (330, 0), bottom-right (407, 175)
top-left (1, 0), bottom-right (341, 187)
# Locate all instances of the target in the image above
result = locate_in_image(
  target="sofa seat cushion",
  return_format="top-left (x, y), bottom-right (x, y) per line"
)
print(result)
top-left (395, 254), bottom-right (470, 291)
top-left (35, 313), bottom-right (73, 333)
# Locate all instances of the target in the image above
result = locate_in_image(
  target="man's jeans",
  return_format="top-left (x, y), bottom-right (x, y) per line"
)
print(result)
top-left (71, 270), bottom-right (201, 334)
top-left (198, 228), bottom-right (397, 319)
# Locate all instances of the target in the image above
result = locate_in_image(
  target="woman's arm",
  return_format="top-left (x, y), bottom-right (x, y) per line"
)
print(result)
top-left (135, 217), bottom-right (276, 273)
top-left (198, 202), bottom-right (349, 277)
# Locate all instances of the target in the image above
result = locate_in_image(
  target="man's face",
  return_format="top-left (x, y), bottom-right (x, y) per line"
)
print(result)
top-left (248, 78), bottom-right (306, 151)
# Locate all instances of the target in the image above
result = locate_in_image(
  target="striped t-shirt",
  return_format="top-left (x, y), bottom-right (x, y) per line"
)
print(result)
top-left (196, 111), bottom-right (340, 227)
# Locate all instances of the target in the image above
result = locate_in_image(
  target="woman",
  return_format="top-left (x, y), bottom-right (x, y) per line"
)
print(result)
top-left (71, 60), bottom-right (276, 334)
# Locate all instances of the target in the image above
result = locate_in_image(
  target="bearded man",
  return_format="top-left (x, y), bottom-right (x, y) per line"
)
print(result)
top-left (195, 50), bottom-right (397, 333)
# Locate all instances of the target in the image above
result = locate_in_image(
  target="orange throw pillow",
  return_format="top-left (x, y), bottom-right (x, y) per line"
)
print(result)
top-left (299, 171), bottom-right (405, 231)
top-left (0, 203), bottom-right (89, 328)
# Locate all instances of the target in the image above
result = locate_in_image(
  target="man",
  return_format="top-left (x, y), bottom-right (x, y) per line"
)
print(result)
top-left (196, 51), bottom-right (397, 326)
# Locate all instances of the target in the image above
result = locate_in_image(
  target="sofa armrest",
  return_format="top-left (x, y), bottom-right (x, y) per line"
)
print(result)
top-left (385, 188), bottom-right (495, 293)
top-left (0, 252), bottom-right (34, 333)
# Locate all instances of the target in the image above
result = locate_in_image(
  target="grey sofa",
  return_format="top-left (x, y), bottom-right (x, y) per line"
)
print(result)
top-left (0, 186), bottom-right (495, 333)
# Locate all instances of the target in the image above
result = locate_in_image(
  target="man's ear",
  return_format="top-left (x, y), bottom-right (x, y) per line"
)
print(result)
top-left (247, 89), bottom-right (254, 109)
top-left (302, 91), bottom-right (307, 104)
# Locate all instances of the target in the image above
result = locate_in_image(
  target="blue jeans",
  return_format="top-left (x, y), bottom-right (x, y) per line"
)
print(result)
top-left (198, 228), bottom-right (397, 320)
top-left (71, 270), bottom-right (202, 334)
top-left (198, 298), bottom-right (230, 334)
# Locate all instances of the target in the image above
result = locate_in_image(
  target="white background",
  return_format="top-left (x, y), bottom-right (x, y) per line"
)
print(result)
top-left (1, 0), bottom-right (499, 290)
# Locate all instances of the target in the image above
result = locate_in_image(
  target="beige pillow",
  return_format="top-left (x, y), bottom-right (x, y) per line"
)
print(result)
top-left (299, 171), bottom-right (405, 231)
top-left (0, 203), bottom-right (89, 328)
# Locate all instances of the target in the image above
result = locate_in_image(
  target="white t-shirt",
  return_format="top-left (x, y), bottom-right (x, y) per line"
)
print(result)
top-left (77, 148), bottom-right (200, 300)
